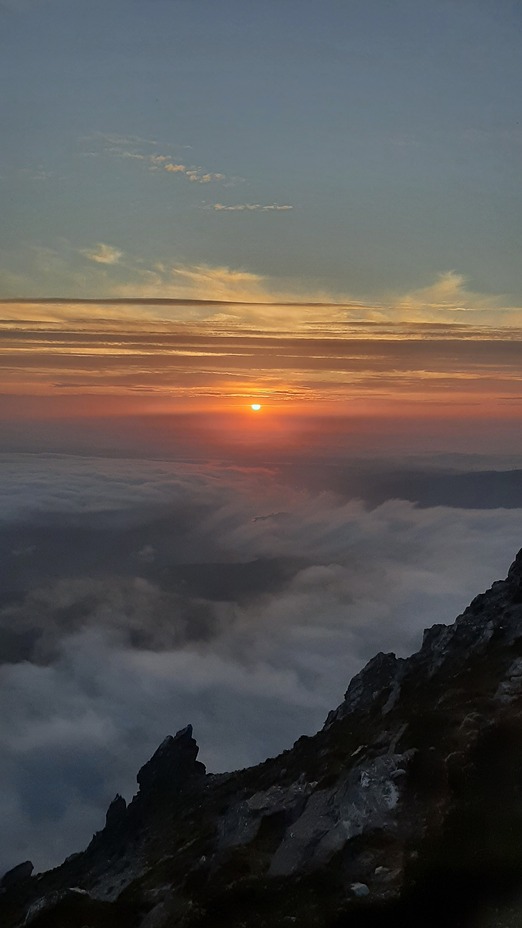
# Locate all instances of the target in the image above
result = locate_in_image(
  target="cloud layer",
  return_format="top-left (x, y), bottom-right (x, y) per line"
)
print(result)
top-left (1, 452), bottom-right (521, 874)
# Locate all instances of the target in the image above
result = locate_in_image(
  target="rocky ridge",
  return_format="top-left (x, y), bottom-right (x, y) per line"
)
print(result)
top-left (4, 551), bottom-right (522, 925)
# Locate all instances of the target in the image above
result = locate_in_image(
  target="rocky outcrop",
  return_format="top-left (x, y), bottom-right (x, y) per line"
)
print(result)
top-left (136, 725), bottom-right (206, 797)
top-left (325, 650), bottom-right (403, 725)
top-left (104, 794), bottom-right (127, 830)
top-left (5, 550), bottom-right (522, 926)
top-left (0, 862), bottom-right (33, 892)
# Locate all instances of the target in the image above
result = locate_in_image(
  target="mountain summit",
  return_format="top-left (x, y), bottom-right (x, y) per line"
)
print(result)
top-left (4, 550), bottom-right (522, 927)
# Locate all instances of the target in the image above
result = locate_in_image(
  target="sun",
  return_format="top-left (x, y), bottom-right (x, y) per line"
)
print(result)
top-left (250, 403), bottom-right (262, 411)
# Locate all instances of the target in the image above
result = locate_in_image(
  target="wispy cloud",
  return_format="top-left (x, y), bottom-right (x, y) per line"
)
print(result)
top-left (152, 160), bottom-right (226, 183)
top-left (88, 132), bottom-right (227, 185)
top-left (390, 271), bottom-right (504, 321)
top-left (163, 162), bottom-right (186, 174)
top-left (186, 170), bottom-right (226, 184)
top-left (171, 263), bottom-right (264, 290)
top-left (210, 203), bottom-right (293, 212)
top-left (115, 261), bottom-right (272, 302)
top-left (80, 242), bottom-right (123, 265)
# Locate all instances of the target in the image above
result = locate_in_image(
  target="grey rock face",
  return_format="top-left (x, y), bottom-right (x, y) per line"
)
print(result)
top-left (268, 750), bottom-right (416, 877)
top-left (219, 780), bottom-right (313, 849)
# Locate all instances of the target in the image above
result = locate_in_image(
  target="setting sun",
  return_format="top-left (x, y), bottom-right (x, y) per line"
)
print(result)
top-left (251, 403), bottom-right (262, 411)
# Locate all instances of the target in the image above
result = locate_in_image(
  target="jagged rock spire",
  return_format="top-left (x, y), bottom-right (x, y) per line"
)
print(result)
top-left (105, 794), bottom-right (127, 830)
top-left (136, 725), bottom-right (206, 796)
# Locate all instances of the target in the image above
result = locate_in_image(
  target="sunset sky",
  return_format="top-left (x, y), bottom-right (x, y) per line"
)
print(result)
top-left (2, 0), bottom-right (522, 454)
top-left (2, 0), bottom-right (522, 875)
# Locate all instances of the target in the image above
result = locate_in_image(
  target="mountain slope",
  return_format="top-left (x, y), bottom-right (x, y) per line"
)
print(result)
top-left (4, 550), bottom-right (522, 926)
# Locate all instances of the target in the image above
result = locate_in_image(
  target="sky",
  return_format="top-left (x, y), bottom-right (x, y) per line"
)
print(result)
top-left (1, 0), bottom-right (522, 443)
top-left (1, 0), bottom-right (522, 876)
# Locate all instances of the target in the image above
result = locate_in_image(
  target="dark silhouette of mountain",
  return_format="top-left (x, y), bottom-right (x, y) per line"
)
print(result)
top-left (294, 465), bottom-right (522, 510)
top-left (5, 550), bottom-right (522, 926)
top-left (355, 468), bottom-right (522, 509)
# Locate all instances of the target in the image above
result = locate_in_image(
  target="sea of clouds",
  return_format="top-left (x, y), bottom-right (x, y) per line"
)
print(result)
top-left (1, 451), bottom-right (522, 873)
